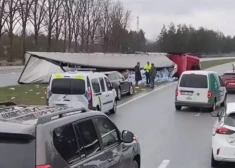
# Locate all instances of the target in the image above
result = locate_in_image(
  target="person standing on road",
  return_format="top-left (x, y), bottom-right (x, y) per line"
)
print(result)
top-left (150, 63), bottom-right (157, 88)
top-left (134, 62), bottom-right (142, 86)
top-left (144, 61), bottom-right (151, 86)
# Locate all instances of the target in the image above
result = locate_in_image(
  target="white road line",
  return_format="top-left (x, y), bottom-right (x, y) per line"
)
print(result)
top-left (195, 113), bottom-right (201, 116)
top-left (158, 160), bottom-right (170, 168)
top-left (117, 82), bottom-right (176, 108)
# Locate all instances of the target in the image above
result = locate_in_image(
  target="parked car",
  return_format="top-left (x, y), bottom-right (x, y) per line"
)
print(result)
top-left (104, 71), bottom-right (134, 100)
top-left (48, 71), bottom-right (117, 114)
top-left (211, 103), bottom-right (235, 167)
top-left (221, 70), bottom-right (235, 92)
top-left (175, 70), bottom-right (227, 111)
top-left (0, 104), bottom-right (141, 168)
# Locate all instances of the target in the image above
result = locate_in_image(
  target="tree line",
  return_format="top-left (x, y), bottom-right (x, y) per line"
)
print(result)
top-left (156, 23), bottom-right (235, 54)
top-left (1, 0), bottom-right (234, 64)
top-left (0, 0), bottom-right (147, 63)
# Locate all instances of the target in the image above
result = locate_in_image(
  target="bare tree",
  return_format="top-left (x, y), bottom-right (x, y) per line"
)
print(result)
top-left (19, 0), bottom-right (34, 63)
top-left (72, 0), bottom-right (82, 52)
top-left (5, 0), bottom-right (20, 61)
top-left (29, 0), bottom-right (46, 50)
top-left (89, 0), bottom-right (103, 52)
top-left (44, 0), bottom-right (62, 51)
top-left (0, 0), bottom-right (7, 38)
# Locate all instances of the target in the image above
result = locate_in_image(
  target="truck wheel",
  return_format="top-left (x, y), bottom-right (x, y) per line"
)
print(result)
top-left (109, 100), bottom-right (117, 114)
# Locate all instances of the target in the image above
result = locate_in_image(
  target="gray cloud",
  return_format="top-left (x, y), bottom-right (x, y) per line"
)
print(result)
top-left (123, 0), bottom-right (235, 39)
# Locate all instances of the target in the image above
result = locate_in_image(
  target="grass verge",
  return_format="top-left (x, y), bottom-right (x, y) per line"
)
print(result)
top-left (200, 58), bottom-right (235, 69)
top-left (1, 58), bottom-right (235, 105)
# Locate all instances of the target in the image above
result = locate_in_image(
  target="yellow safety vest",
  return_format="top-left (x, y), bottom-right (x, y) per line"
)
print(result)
top-left (144, 64), bottom-right (151, 72)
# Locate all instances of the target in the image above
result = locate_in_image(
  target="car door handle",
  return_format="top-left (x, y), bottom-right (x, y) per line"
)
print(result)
top-left (106, 95), bottom-right (109, 97)
top-left (107, 157), bottom-right (114, 162)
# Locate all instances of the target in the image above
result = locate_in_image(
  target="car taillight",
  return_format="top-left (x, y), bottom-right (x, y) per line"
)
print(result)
top-left (88, 88), bottom-right (92, 100)
top-left (216, 127), bottom-right (235, 135)
top-left (207, 91), bottom-right (212, 98)
top-left (37, 165), bottom-right (51, 168)
top-left (176, 89), bottom-right (179, 96)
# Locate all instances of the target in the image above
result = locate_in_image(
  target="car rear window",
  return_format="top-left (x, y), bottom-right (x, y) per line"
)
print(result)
top-left (225, 113), bottom-right (235, 127)
top-left (222, 73), bottom-right (235, 78)
top-left (179, 74), bottom-right (208, 88)
top-left (51, 78), bottom-right (85, 95)
top-left (0, 134), bottom-right (35, 168)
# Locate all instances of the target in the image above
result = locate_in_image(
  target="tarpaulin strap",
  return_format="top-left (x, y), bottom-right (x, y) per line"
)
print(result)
top-left (55, 74), bottom-right (63, 79)
top-left (76, 75), bottom-right (84, 79)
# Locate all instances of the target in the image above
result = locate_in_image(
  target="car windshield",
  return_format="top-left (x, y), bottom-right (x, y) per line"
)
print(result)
top-left (0, 134), bottom-right (35, 168)
top-left (179, 74), bottom-right (208, 88)
top-left (51, 78), bottom-right (86, 95)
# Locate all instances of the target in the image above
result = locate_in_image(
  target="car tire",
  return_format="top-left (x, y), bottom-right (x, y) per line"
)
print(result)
top-left (210, 99), bottom-right (216, 112)
top-left (211, 151), bottom-right (220, 167)
top-left (116, 87), bottom-right (121, 100)
top-left (132, 160), bottom-right (139, 168)
top-left (128, 84), bottom-right (134, 95)
top-left (110, 100), bottom-right (117, 114)
top-left (220, 94), bottom-right (227, 107)
top-left (175, 105), bottom-right (182, 111)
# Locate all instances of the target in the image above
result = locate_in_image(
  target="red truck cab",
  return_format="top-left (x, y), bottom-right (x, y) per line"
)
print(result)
top-left (167, 53), bottom-right (200, 78)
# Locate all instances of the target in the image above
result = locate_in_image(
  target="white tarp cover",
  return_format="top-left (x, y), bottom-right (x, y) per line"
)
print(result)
top-left (18, 52), bottom-right (175, 84)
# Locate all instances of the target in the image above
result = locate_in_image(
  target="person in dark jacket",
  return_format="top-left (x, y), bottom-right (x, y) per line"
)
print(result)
top-left (134, 62), bottom-right (142, 86)
top-left (150, 63), bottom-right (157, 88)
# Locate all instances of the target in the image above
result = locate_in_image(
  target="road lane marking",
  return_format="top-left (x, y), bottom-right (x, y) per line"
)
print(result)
top-left (0, 72), bottom-right (16, 75)
top-left (117, 82), bottom-right (176, 108)
top-left (158, 160), bottom-right (170, 168)
top-left (195, 113), bottom-right (201, 116)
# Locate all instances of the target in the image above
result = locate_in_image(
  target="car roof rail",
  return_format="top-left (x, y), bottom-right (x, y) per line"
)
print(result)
top-left (37, 107), bottom-right (87, 124)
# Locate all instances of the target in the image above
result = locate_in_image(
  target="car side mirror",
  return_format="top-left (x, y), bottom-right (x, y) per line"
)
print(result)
top-left (122, 130), bottom-right (135, 143)
top-left (121, 77), bottom-right (125, 81)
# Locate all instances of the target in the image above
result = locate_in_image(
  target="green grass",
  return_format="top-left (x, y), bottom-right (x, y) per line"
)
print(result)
top-left (0, 84), bottom-right (47, 105)
top-left (1, 58), bottom-right (235, 105)
top-left (201, 58), bottom-right (235, 69)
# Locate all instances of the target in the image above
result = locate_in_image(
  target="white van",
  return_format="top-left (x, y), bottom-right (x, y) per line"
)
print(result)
top-left (48, 71), bottom-right (117, 114)
top-left (175, 70), bottom-right (227, 111)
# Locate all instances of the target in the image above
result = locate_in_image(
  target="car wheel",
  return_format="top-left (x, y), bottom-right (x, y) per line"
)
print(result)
top-left (132, 160), bottom-right (139, 168)
top-left (116, 87), bottom-right (121, 100)
top-left (110, 100), bottom-right (117, 114)
top-left (175, 105), bottom-right (182, 111)
top-left (220, 94), bottom-right (227, 107)
top-left (210, 100), bottom-right (216, 112)
top-left (128, 85), bottom-right (134, 95)
top-left (211, 151), bottom-right (220, 167)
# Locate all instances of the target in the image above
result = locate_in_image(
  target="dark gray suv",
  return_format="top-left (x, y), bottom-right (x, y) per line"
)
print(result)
top-left (0, 104), bottom-right (141, 168)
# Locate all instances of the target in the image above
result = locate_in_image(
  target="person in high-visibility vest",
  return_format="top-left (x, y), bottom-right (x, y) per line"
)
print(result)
top-left (144, 61), bottom-right (151, 86)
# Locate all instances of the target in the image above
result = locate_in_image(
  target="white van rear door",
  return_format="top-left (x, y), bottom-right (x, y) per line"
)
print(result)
top-left (177, 74), bottom-right (208, 103)
top-left (49, 77), bottom-right (87, 108)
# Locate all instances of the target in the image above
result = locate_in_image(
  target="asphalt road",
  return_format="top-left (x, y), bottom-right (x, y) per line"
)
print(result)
top-left (109, 62), bottom-right (235, 168)
top-left (0, 61), bottom-right (235, 167)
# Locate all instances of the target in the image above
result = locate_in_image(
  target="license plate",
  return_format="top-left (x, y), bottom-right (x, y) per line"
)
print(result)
top-left (55, 104), bottom-right (67, 107)
top-left (186, 96), bottom-right (192, 100)
top-left (181, 92), bottom-right (193, 96)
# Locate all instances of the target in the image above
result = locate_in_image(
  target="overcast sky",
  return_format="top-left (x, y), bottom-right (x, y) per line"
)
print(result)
top-left (122, 0), bottom-right (235, 40)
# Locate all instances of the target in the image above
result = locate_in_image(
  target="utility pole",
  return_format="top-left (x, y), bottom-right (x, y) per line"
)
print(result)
top-left (137, 16), bottom-right (139, 32)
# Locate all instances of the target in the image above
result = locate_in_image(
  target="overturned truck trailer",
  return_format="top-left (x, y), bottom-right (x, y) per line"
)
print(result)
top-left (18, 52), bottom-right (176, 84)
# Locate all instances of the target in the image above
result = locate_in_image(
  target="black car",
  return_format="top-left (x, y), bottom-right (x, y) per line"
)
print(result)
top-left (104, 71), bottom-right (134, 100)
top-left (0, 103), bottom-right (141, 168)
